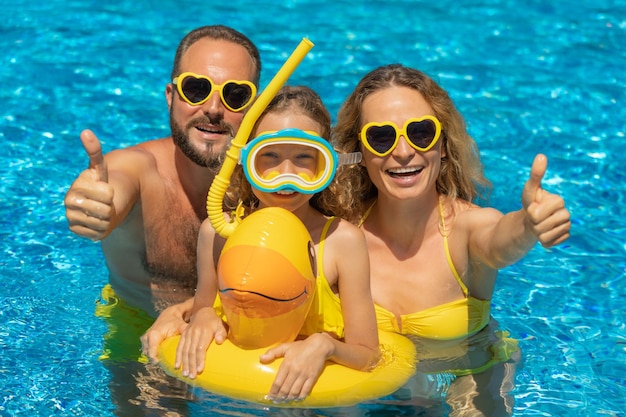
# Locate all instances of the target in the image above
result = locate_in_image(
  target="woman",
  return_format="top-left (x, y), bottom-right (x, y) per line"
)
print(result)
top-left (331, 64), bottom-right (570, 414)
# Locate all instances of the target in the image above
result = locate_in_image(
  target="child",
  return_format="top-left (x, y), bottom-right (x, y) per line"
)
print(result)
top-left (176, 86), bottom-right (380, 402)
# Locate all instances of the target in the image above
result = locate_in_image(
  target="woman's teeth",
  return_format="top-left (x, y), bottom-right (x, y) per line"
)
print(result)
top-left (387, 166), bottom-right (423, 176)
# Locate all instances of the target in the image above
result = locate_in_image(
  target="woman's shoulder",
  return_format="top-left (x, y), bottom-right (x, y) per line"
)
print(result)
top-left (451, 198), bottom-right (504, 229)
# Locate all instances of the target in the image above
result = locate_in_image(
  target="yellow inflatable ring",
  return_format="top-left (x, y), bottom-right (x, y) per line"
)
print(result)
top-left (158, 330), bottom-right (416, 408)
top-left (157, 208), bottom-right (417, 406)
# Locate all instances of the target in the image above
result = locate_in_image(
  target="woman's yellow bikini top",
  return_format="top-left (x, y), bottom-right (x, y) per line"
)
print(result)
top-left (360, 199), bottom-right (491, 340)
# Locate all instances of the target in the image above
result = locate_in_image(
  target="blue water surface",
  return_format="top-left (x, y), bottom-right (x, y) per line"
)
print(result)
top-left (1, 0), bottom-right (625, 416)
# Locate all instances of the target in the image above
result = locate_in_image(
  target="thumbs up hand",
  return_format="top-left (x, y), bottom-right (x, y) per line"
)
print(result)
top-left (64, 129), bottom-right (116, 241)
top-left (521, 154), bottom-right (571, 248)
top-left (81, 129), bottom-right (109, 183)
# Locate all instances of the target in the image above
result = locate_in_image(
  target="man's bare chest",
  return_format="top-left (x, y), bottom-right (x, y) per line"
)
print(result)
top-left (142, 187), bottom-right (204, 285)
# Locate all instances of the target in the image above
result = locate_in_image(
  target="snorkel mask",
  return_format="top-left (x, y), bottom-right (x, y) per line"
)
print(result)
top-left (240, 128), bottom-right (361, 195)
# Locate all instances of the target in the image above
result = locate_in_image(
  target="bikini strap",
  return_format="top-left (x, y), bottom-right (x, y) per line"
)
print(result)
top-left (317, 216), bottom-right (338, 277)
top-left (357, 200), bottom-right (376, 228)
top-left (439, 197), bottom-right (469, 297)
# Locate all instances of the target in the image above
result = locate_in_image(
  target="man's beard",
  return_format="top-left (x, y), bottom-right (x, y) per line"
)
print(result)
top-left (170, 114), bottom-right (232, 173)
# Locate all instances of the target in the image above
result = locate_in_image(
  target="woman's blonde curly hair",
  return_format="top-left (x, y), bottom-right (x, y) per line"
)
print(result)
top-left (331, 64), bottom-right (491, 222)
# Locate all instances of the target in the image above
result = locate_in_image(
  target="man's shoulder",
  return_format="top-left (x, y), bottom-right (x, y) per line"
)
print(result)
top-left (107, 137), bottom-right (173, 167)
top-left (132, 136), bottom-right (174, 156)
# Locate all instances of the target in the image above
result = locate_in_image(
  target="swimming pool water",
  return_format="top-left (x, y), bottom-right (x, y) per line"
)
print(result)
top-left (1, 0), bottom-right (624, 416)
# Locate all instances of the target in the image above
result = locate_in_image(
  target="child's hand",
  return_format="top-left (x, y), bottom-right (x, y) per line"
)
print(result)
top-left (522, 154), bottom-right (571, 247)
top-left (260, 333), bottom-right (332, 403)
top-left (176, 307), bottom-right (227, 379)
top-left (140, 302), bottom-right (189, 363)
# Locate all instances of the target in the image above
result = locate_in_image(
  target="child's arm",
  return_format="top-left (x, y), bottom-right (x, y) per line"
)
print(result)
top-left (175, 306), bottom-right (226, 379)
top-left (175, 219), bottom-right (228, 379)
top-left (260, 222), bottom-right (380, 402)
top-left (468, 154), bottom-right (571, 269)
top-left (326, 222), bottom-right (380, 369)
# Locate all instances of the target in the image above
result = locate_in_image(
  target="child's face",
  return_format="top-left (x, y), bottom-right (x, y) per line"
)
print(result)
top-left (253, 143), bottom-right (319, 185)
top-left (251, 112), bottom-right (323, 212)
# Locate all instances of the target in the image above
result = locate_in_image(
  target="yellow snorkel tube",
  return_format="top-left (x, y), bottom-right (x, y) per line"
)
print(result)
top-left (206, 38), bottom-right (314, 238)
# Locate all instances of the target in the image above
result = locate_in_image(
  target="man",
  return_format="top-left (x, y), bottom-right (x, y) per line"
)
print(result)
top-left (64, 25), bottom-right (262, 415)
top-left (65, 25), bottom-right (261, 317)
